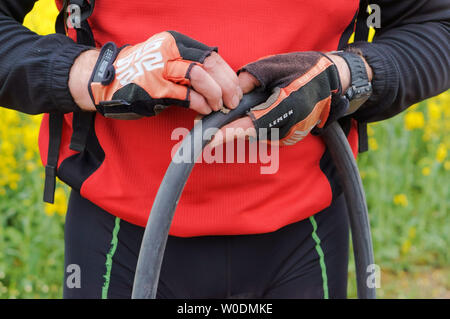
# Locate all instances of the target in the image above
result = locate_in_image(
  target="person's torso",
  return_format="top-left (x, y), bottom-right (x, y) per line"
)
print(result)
top-left (44, 0), bottom-right (359, 236)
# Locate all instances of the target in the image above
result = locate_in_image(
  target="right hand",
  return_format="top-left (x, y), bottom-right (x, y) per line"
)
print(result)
top-left (83, 31), bottom-right (242, 119)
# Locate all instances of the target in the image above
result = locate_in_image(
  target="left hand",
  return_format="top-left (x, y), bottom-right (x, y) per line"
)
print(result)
top-left (209, 51), bottom-right (349, 147)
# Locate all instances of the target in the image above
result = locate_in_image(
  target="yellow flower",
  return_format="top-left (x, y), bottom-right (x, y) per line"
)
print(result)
top-left (404, 111), bottom-right (425, 130)
top-left (393, 194), bottom-right (408, 207)
top-left (436, 143), bottom-right (447, 163)
top-left (368, 137), bottom-right (378, 151)
top-left (408, 227), bottom-right (417, 239)
top-left (401, 239), bottom-right (412, 255)
top-left (44, 187), bottom-right (68, 217)
top-left (422, 166), bottom-right (431, 176)
top-left (444, 161), bottom-right (450, 171)
top-left (1, 141), bottom-right (14, 154)
top-left (24, 150), bottom-right (34, 161)
top-left (26, 162), bottom-right (36, 173)
top-left (427, 101), bottom-right (441, 121)
top-left (44, 204), bottom-right (54, 217)
top-left (367, 125), bottom-right (375, 137)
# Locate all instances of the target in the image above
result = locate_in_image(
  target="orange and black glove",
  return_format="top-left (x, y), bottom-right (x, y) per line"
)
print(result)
top-left (88, 31), bottom-right (217, 119)
top-left (239, 52), bottom-right (349, 145)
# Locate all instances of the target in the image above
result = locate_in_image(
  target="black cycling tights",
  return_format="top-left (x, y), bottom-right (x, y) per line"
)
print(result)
top-left (63, 190), bottom-right (349, 299)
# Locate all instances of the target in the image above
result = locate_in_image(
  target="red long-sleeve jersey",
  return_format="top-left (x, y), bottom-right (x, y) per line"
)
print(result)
top-left (40, 0), bottom-right (359, 237)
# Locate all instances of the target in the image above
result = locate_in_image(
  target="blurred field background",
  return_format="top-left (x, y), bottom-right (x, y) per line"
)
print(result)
top-left (0, 0), bottom-right (448, 298)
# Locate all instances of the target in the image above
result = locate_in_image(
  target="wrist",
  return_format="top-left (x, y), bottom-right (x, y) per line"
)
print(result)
top-left (69, 49), bottom-right (100, 111)
top-left (326, 52), bottom-right (373, 94)
top-left (326, 53), bottom-right (351, 94)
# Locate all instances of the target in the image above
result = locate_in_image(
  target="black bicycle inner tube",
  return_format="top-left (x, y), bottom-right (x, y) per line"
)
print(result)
top-left (131, 90), bottom-right (376, 299)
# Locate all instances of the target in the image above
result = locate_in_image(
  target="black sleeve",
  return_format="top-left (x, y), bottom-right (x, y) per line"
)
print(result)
top-left (0, 0), bottom-right (92, 114)
top-left (347, 0), bottom-right (450, 123)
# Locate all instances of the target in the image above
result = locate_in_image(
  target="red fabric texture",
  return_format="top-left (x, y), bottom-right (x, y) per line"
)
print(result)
top-left (43, 0), bottom-right (359, 237)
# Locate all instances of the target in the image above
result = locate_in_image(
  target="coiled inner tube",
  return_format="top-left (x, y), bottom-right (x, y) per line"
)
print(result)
top-left (131, 90), bottom-right (376, 299)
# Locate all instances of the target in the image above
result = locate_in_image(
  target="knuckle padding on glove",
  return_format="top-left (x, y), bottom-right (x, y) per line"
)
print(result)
top-left (167, 31), bottom-right (218, 63)
top-left (240, 52), bottom-right (324, 90)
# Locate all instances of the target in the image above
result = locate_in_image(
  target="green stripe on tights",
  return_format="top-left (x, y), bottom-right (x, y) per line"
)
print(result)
top-left (309, 216), bottom-right (329, 299)
top-left (102, 217), bottom-right (121, 299)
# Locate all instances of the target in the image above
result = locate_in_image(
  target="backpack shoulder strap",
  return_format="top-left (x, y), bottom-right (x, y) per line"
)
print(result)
top-left (353, 0), bottom-right (370, 153)
top-left (354, 0), bottom-right (370, 43)
top-left (44, 0), bottom-right (96, 203)
top-left (43, 113), bottom-right (64, 203)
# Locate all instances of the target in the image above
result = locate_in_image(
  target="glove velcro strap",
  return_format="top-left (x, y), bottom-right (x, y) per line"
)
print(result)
top-left (88, 42), bottom-right (121, 104)
top-left (96, 100), bottom-right (143, 120)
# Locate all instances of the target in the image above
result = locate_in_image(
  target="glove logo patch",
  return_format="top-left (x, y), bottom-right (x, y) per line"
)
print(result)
top-left (115, 38), bottom-right (165, 86)
top-left (268, 109), bottom-right (294, 128)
